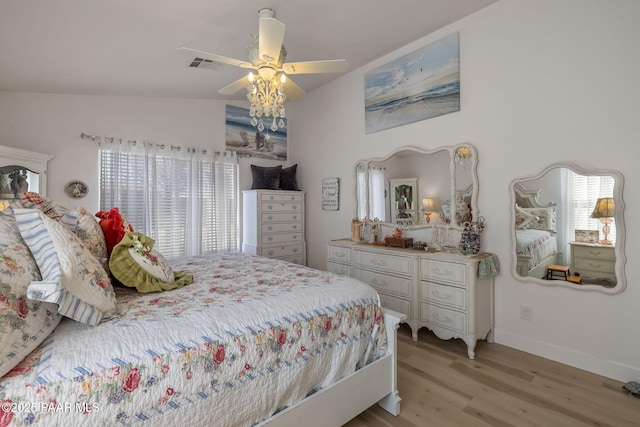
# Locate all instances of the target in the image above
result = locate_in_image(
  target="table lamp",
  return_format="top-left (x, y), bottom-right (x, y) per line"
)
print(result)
top-left (590, 197), bottom-right (615, 245)
top-left (422, 198), bottom-right (437, 224)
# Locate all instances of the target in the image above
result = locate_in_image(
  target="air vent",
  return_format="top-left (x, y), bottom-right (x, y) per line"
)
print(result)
top-left (188, 58), bottom-right (217, 69)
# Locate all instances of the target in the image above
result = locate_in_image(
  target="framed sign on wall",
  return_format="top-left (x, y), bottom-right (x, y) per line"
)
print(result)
top-left (322, 178), bottom-right (340, 211)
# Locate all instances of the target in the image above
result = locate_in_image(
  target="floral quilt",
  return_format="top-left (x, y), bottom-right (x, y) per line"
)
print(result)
top-left (0, 253), bottom-right (386, 426)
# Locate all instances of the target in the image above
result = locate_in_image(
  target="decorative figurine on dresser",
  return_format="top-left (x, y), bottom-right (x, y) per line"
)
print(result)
top-left (328, 144), bottom-right (500, 359)
top-left (242, 164), bottom-right (306, 265)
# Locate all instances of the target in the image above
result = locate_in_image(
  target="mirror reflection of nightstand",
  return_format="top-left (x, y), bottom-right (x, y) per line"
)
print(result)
top-left (569, 242), bottom-right (616, 285)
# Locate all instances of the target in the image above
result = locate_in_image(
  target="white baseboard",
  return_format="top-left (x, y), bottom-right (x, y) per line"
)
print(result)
top-left (494, 330), bottom-right (640, 383)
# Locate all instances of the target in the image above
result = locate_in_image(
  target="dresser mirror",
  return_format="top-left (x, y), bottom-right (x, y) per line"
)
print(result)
top-left (354, 144), bottom-right (478, 229)
top-left (510, 163), bottom-right (626, 294)
top-left (0, 145), bottom-right (52, 210)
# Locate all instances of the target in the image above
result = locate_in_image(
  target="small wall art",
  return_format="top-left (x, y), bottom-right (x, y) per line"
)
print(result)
top-left (322, 178), bottom-right (340, 211)
top-left (364, 32), bottom-right (460, 134)
top-left (575, 229), bottom-right (599, 244)
top-left (225, 104), bottom-right (287, 160)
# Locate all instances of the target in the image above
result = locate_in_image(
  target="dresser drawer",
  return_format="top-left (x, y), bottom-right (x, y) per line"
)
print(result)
top-left (354, 250), bottom-right (412, 276)
top-left (421, 281), bottom-right (466, 310)
top-left (261, 232), bottom-right (303, 244)
top-left (263, 222), bottom-right (302, 233)
top-left (573, 245), bottom-right (616, 261)
top-left (261, 202), bottom-right (303, 213)
top-left (421, 303), bottom-right (466, 334)
top-left (279, 254), bottom-right (306, 265)
top-left (353, 268), bottom-right (411, 298)
top-left (260, 193), bottom-right (304, 203)
top-left (260, 244), bottom-right (305, 258)
top-left (328, 245), bottom-right (351, 263)
top-left (261, 212), bottom-right (303, 223)
top-left (327, 261), bottom-right (351, 276)
top-left (573, 257), bottom-right (615, 275)
top-left (420, 259), bottom-right (466, 285)
top-left (379, 294), bottom-right (411, 319)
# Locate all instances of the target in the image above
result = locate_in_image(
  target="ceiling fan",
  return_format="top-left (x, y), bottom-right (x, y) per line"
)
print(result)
top-left (178, 8), bottom-right (350, 101)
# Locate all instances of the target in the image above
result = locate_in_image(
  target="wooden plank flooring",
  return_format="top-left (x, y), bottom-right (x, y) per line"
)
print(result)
top-left (345, 325), bottom-right (640, 426)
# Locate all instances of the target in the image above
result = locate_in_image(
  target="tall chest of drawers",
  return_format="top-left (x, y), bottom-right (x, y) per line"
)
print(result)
top-left (242, 190), bottom-right (306, 265)
top-left (327, 240), bottom-right (494, 359)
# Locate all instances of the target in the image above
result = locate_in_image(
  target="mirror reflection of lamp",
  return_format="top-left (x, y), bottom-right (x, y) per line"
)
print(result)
top-left (422, 198), bottom-right (438, 223)
top-left (591, 197), bottom-right (615, 245)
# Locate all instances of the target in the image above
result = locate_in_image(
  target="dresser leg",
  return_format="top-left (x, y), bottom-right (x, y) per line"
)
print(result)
top-left (464, 337), bottom-right (477, 360)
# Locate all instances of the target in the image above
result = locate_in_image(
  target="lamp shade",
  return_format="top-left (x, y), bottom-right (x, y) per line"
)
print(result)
top-left (422, 198), bottom-right (438, 212)
top-left (591, 197), bottom-right (615, 219)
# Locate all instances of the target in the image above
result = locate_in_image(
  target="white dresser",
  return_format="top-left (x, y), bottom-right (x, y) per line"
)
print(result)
top-left (569, 242), bottom-right (616, 280)
top-left (327, 239), bottom-right (494, 359)
top-left (242, 190), bottom-right (306, 265)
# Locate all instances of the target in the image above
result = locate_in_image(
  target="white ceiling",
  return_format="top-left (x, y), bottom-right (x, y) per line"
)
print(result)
top-left (0, 0), bottom-right (497, 100)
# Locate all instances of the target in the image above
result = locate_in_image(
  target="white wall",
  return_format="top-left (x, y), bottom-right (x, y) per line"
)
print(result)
top-left (0, 0), bottom-right (638, 382)
top-left (289, 0), bottom-right (640, 382)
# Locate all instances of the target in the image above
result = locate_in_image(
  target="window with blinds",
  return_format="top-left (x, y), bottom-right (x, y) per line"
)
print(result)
top-left (568, 170), bottom-right (616, 243)
top-left (356, 165), bottom-right (386, 221)
top-left (100, 144), bottom-right (239, 259)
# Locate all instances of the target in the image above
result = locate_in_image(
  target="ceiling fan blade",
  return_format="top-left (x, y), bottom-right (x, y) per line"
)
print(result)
top-left (283, 77), bottom-right (306, 101)
top-left (258, 16), bottom-right (286, 63)
top-left (218, 75), bottom-right (250, 95)
top-left (282, 60), bottom-right (350, 75)
top-left (178, 47), bottom-right (255, 69)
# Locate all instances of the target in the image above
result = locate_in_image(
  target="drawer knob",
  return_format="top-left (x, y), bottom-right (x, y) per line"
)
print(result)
top-left (268, 215), bottom-right (273, 220)
top-left (267, 205), bottom-right (273, 210)
top-left (292, 248), bottom-right (298, 253)
top-left (293, 215), bottom-right (298, 220)
top-left (292, 205), bottom-right (297, 210)
top-left (292, 225), bottom-right (298, 229)
top-left (293, 234), bottom-right (298, 239)
top-left (268, 237), bottom-right (273, 241)
top-left (268, 251), bottom-right (274, 256)
top-left (268, 226), bottom-right (273, 231)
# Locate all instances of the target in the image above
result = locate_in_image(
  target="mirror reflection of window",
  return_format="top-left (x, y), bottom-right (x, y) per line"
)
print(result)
top-left (356, 164), bottom-right (386, 221)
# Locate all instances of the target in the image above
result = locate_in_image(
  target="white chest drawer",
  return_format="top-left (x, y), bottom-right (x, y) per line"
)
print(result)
top-left (572, 245), bottom-right (615, 262)
top-left (260, 202), bottom-right (302, 213)
top-left (421, 303), bottom-right (466, 334)
top-left (379, 294), bottom-right (411, 319)
top-left (261, 193), bottom-right (304, 203)
top-left (328, 245), bottom-right (351, 263)
top-left (261, 232), bottom-right (303, 244)
top-left (354, 250), bottom-right (412, 276)
top-left (259, 243), bottom-right (304, 258)
top-left (261, 212), bottom-right (303, 223)
top-left (353, 268), bottom-right (411, 298)
top-left (420, 259), bottom-right (466, 286)
top-left (421, 281), bottom-right (466, 310)
top-left (262, 222), bottom-right (302, 233)
top-left (327, 261), bottom-right (351, 276)
top-left (573, 257), bottom-right (615, 274)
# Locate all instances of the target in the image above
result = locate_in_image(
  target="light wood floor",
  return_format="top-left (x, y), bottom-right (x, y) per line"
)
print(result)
top-left (345, 324), bottom-right (640, 427)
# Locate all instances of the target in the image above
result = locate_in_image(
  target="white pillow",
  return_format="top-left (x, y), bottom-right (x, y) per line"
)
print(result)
top-left (14, 208), bottom-right (117, 326)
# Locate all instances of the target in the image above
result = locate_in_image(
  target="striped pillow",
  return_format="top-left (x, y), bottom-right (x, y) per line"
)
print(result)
top-left (14, 208), bottom-right (116, 326)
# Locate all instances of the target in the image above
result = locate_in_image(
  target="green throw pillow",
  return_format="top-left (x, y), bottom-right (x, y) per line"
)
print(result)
top-left (109, 232), bottom-right (193, 293)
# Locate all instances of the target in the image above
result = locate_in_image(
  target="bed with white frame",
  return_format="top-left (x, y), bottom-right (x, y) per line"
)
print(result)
top-left (514, 183), bottom-right (559, 279)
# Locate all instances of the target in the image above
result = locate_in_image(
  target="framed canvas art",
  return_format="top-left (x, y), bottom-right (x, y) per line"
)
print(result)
top-left (225, 104), bottom-right (287, 160)
top-left (365, 32), bottom-right (460, 134)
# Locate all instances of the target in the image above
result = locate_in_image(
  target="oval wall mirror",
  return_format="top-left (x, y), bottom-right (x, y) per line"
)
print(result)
top-left (510, 162), bottom-right (626, 294)
top-left (354, 144), bottom-right (478, 230)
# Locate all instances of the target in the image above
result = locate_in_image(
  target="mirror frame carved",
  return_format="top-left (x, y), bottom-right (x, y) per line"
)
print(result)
top-left (354, 144), bottom-right (479, 230)
top-left (510, 162), bottom-right (626, 294)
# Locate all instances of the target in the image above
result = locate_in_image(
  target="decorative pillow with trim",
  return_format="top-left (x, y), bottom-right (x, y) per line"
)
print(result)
top-left (95, 207), bottom-right (134, 256)
top-left (0, 205), bottom-right (62, 378)
top-left (14, 208), bottom-right (116, 326)
top-left (279, 164), bottom-right (300, 191)
top-left (519, 206), bottom-right (557, 232)
top-left (109, 232), bottom-right (193, 293)
top-left (61, 207), bottom-right (109, 272)
top-left (515, 205), bottom-right (537, 230)
top-left (250, 164), bottom-right (282, 190)
top-left (19, 192), bottom-right (68, 221)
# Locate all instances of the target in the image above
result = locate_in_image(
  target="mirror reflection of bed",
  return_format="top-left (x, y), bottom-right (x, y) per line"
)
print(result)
top-left (512, 164), bottom-right (626, 293)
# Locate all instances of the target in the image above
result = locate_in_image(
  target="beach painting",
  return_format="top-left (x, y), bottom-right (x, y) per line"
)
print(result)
top-left (225, 104), bottom-right (287, 160)
top-left (365, 32), bottom-right (460, 134)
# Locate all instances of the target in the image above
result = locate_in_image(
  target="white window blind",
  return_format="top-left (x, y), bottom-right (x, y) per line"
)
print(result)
top-left (100, 141), bottom-right (239, 259)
